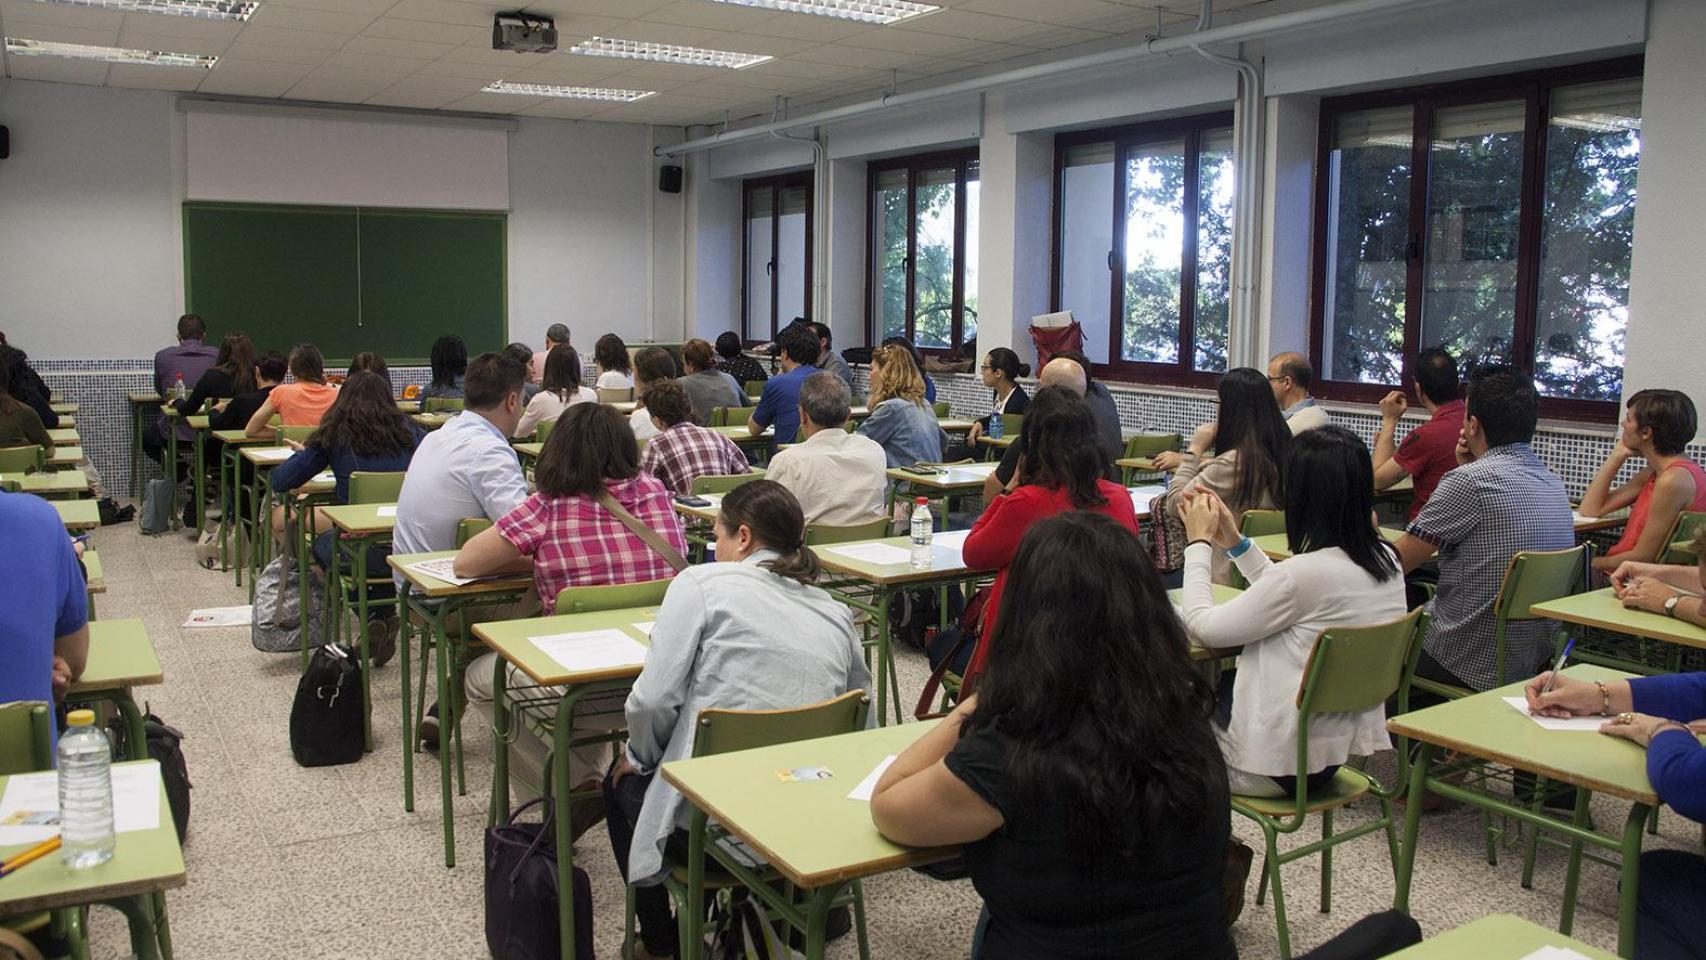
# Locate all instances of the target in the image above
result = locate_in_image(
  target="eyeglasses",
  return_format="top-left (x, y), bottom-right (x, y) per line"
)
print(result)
top-left (979, 364), bottom-right (994, 372)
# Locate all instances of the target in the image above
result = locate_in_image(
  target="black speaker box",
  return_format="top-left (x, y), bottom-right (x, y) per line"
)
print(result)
top-left (0, 126), bottom-right (9, 160)
top-left (658, 164), bottom-right (682, 194)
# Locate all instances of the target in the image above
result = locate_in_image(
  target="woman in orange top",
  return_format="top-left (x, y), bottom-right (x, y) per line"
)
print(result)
top-left (1580, 389), bottom-right (1706, 576)
top-left (244, 342), bottom-right (339, 435)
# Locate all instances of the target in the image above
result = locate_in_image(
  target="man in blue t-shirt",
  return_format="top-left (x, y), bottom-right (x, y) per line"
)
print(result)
top-left (747, 324), bottom-right (821, 445)
top-left (0, 491), bottom-right (89, 708)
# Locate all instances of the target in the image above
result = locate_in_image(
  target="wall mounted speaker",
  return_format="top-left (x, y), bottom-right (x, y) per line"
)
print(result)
top-left (0, 126), bottom-right (9, 160)
top-left (658, 164), bottom-right (682, 194)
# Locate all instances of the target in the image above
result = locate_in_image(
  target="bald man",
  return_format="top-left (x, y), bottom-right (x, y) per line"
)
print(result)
top-left (983, 353), bottom-right (1122, 500)
top-left (1268, 351), bottom-right (1328, 434)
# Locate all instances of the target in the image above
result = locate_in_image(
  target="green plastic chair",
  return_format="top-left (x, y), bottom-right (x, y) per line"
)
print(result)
top-left (535, 418), bottom-right (556, 445)
top-left (599, 387), bottom-right (635, 404)
top-left (0, 702), bottom-right (67, 950)
top-left (456, 517), bottom-right (492, 547)
top-left (349, 471), bottom-right (405, 505)
top-left (624, 690), bottom-right (873, 960)
top-left (998, 413), bottom-right (1023, 437)
top-left (554, 578), bottom-right (673, 615)
top-left (275, 425), bottom-right (315, 444)
top-left (1661, 511), bottom-right (1706, 564)
top-left (1239, 509), bottom-right (1286, 538)
top-left (1234, 607), bottom-right (1424, 959)
top-left (0, 479), bottom-right (17, 493)
top-left (423, 397), bottom-right (464, 414)
top-left (932, 401), bottom-right (951, 418)
top-left (690, 472), bottom-right (761, 496)
top-left (743, 379), bottom-right (767, 399)
top-left (805, 516), bottom-right (892, 545)
top-left (706, 406), bottom-right (730, 428)
top-left (0, 444), bottom-right (45, 473)
top-left (1122, 434), bottom-right (1182, 483)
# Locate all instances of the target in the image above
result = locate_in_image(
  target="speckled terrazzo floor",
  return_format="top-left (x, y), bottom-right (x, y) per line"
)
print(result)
top-left (71, 512), bottom-right (1700, 960)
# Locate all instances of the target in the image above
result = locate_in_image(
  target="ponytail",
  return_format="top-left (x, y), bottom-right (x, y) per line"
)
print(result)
top-left (761, 542), bottom-right (822, 586)
top-left (718, 479), bottom-right (821, 585)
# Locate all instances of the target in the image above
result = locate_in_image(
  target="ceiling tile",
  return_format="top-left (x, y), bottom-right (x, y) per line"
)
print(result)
top-left (104, 62), bottom-right (205, 89)
top-left (892, 9), bottom-right (1050, 42)
top-left (3, 55), bottom-right (109, 84)
top-left (520, 0), bottom-right (674, 17)
top-left (0, 18), bottom-right (119, 46)
top-left (740, 13), bottom-right (873, 43)
top-left (220, 41), bottom-right (332, 65)
top-left (320, 50), bottom-right (433, 74)
top-left (228, 23), bottom-right (351, 50)
top-left (284, 77), bottom-right (397, 103)
top-left (266, 0), bottom-right (395, 13)
top-left (339, 35), bottom-right (457, 60)
top-left (410, 57), bottom-right (512, 80)
top-left (204, 58), bottom-right (314, 80)
top-left (116, 30), bottom-right (230, 56)
top-left (643, 0), bottom-right (774, 31)
top-left (195, 72), bottom-right (301, 97)
top-left (0, 0), bottom-right (122, 31)
top-left (246, 4), bottom-right (376, 34)
top-left (440, 42), bottom-right (551, 66)
top-left (380, 0), bottom-right (494, 28)
top-left (358, 17), bottom-right (485, 45)
top-left (364, 87), bottom-right (465, 109)
top-left (118, 11), bottom-right (244, 41)
top-left (383, 72), bottom-right (488, 93)
top-left (442, 90), bottom-right (550, 113)
top-left (498, 55), bottom-right (627, 83)
top-left (579, 21), bottom-right (731, 48)
top-left (514, 98), bottom-right (609, 119)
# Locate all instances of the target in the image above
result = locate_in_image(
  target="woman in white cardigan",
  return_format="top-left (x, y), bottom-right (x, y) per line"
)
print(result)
top-left (1176, 425), bottom-right (1407, 798)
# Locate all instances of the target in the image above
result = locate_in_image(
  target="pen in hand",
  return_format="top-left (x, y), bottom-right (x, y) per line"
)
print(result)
top-left (1534, 636), bottom-right (1577, 705)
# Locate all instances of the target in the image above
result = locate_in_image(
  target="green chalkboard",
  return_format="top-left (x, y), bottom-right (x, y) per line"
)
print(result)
top-left (183, 202), bottom-right (506, 363)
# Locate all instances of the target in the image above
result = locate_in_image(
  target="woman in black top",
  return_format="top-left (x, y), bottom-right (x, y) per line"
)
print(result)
top-left (714, 331), bottom-right (767, 388)
top-left (966, 347), bottom-right (1031, 444)
top-left (872, 511), bottom-right (1234, 960)
top-left (177, 333), bottom-right (257, 417)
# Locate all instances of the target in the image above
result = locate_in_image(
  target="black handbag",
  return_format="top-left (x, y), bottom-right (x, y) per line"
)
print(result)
top-left (485, 798), bottom-right (594, 960)
top-left (289, 644), bottom-right (363, 767)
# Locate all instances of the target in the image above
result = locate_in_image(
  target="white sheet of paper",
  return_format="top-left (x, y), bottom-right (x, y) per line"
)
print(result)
top-left (931, 529), bottom-right (971, 551)
top-left (376, 506), bottom-right (397, 517)
top-left (250, 448), bottom-right (291, 462)
top-left (1129, 484), bottom-right (1167, 515)
top-left (1516, 946), bottom-right (1595, 960)
top-left (824, 542), bottom-right (916, 566)
top-left (406, 557), bottom-right (477, 586)
top-left (630, 622), bottom-right (654, 637)
top-left (0, 762), bottom-right (163, 845)
top-left (848, 755), bottom-right (898, 802)
top-left (531, 629), bottom-right (650, 675)
top-left (182, 605), bottom-right (253, 628)
top-left (1501, 697), bottom-right (1608, 732)
top-left (312, 471), bottom-right (334, 484)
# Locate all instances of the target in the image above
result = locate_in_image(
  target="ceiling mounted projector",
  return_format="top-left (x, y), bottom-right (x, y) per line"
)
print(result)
top-left (493, 13), bottom-right (558, 54)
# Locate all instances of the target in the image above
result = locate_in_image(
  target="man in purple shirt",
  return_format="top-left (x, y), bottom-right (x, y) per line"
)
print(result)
top-left (143, 314), bottom-right (219, 475)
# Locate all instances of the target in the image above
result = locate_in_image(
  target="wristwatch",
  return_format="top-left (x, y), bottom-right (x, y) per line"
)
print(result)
top-left (1664, 595), bottom-right (1683, 619)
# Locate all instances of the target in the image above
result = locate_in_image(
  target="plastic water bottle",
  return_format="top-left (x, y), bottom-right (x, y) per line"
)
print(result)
top-left (910, 496), bottom-right (933, 569)
top-left (988, 413), bottom-right (1004, 440)
top-left (57, 709), bottom-right (115, 869)
top-left (173, 373), bottom-right (187, 402)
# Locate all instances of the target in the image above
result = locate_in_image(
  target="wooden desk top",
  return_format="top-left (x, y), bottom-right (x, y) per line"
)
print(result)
top-left (473, 606), bottom-right (658, 688)
top-left (82, 549), bottom-right (105, 594)
top-left (127, 391), bottom-right (162, 404)
top-left (46, 447), bottom-right (83, 466)
top-left (884, 462), bottom-right (999, 491)
top-left (1, 471), bottom-right (90, 497)
top-left (46, 429), bottom-right (78, 447)
top-left (68, 619), bottom-right (163, 693)
top-left (387, 550), bottom-right (534, 599)
top-left (1383, 914), bottom-right (1615, 959)
top-left (1531, 587), bottom-right (1706, 650)
top-left (320, 502), bottom-right (397, 536)
top-left (815, 533), bottom-right (984, 586)
top-left (52, 500), bottom-right (100, 531)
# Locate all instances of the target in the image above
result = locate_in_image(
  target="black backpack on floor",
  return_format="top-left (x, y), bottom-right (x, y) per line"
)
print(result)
top-left (289, 644), bottom-right (363, 767)
top-left (107, 709), bottom-right (192, 842)
top-left (485, 799), bottom-right (594, 960)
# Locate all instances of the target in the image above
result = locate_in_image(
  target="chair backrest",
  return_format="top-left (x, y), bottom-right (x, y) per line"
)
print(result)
top-left (423, 397), bottom-right (465, 414)
top-left (1239, 509), bottom-right (1286, 538)
top-left (598, 387), bottom-right (635, 404)
top-left (554, 577), bottom-right (674, 615)
top-left (691, 472), bottom-right (761, 496)
top-left (998, 413), bottom-right (1024, 437)
top-left (1124, 433), bottom-right (1183, 459)
top-left (455, 517), bottom-right (492, 547)
top-left (0, 445), bottom-right (44, 473)
top-left (276, 425), bottom-right (315, 444)
top-left (692, 689), bottom-right (870, 759)
top-left (931, 401), bottom-right (952, 418)
top-left (0, 479), bottom-right (17, 493)
top-left (1299, 608), bottom-right (1425, 718)
top-left (744, 380), bottom-right (767, 398)
top-left (0, 702), bottom-right (54, 775)
top-left (806, 516), bottom-right (892, 545)
top-left (535, 418), bottom-right (557, 445)
top-left (349, 470), bottom-right (405, 505)
top-left (1662, 511), bottom-right (1706, 564)
top-left (1494, 544), bottom-right (1589, 624)
top-left (706, 406), bottom-right (730, 428)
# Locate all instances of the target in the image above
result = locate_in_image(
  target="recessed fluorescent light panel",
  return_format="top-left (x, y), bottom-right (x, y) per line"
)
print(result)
top-left (21, 0), bottom-right (259, 21)
top-left (4, 37), bottom-right (218, 67)
top-left (703, 0), bottom-right (938, 24)
top-left (483, 81), bottom-right (655, 102)
top-left (570, 37), bottom-right (772, 70)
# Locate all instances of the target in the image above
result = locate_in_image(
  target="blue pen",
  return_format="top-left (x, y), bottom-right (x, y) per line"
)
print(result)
top-left (1538, 636), bottom-right (1577, 698)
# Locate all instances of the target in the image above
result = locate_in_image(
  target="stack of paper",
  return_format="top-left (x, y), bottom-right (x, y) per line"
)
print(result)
top-left (824, 542), bottom-right (915, 566)
top-left (932, 529), bottom-right (971, 552)
top-left (530, 629), bottom-right (649, 674)
top-left (405, 557), bottom-right (478, 586)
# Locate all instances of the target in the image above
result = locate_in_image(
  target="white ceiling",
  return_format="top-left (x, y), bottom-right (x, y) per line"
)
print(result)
top-left (0, 0), bottom-right (1278, 125)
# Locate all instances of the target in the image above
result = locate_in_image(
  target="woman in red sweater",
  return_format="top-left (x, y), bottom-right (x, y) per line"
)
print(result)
top-left (961, 386), bottom-right (1140, 688)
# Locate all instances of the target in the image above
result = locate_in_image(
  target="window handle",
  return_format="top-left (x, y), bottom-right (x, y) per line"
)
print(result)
top-left (1405, 233), bottom-right (1422, 264)
top-left (766, 260), bottom-right (774, 277)
top-left (1107, 250), bottom-right (1117, 272)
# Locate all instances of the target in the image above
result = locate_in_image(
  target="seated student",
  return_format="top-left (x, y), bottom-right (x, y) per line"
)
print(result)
top-left (0, 332), bottom-right (58, 430)
top-left (346, 351), bottom-right (391, 393)
top-left (0, 361), bottom-right (53, 451)
top-left (1394, 365), bottom-right (1575, 693)
top-left (1579, 389), bottom-right (1706, 577)
top-left (1267, 351), bottom-right (1329, 434)
top-left (858, 344), bottom-right (945, 468)
top-left (872, 512), bottom-right (1234, 960)
top-left (986, 351), bottom-right (1121, 499)
top-left (211, 350), bottom-right (284, 432)
top-left (627, 347), bottom-right (679, 443)
top-left (244, 342), bottom-right (338, 435)
top-left (882, 335), bottom-right (937, 403)
top-left (809, 321), bottom-right (853, 386)
top-left (1607, 527), bottom-right (1706, 626)
top-left (457, 402), bottom-right (687, 825)
top-left (1524, 652), bottom-right (1706, 960)
top-left (766, 372), bottom-right (888, 525)
top-left (513, 344), bottom-right (596, 439)
top-left (530, 322), bottom-right (571, 385)
top-left (638, 381), bottom-right (750, 495)
top-left (0, 488), bottom-right (90, 713)
top-left (420, 335), bottom-right (468, 410)
top-left (594, 333), bottom-right (635, 391)
top-left (269, 371), bottom-right (424, 666)
top-left (1373, 347), bottom-right (1464, 522)
top-left (1153, 367), bottom-right (1290, 583)
top-left (1177, 426), bottom-right (1407, 797)
top-left (961, 387), bottom-right (1139, 688)
top-left (714, 330), bottom-right (767, 388)
top-left (146, 314), bottom-right (219, 468)
top-left (605, 480), bottom-right (870, 960)
top-left (964, 348), bottom-right (1031, 444)
top-left (503, 342), bottom-right (541, 403)
top-left (392, 352), bottom-right (532, 748)
top-left (176, 332), bottom-right (256, 418)
top-left (677, 337), bottom-right (746, 424)
top-left (748, 324), bottom-right (819, 444)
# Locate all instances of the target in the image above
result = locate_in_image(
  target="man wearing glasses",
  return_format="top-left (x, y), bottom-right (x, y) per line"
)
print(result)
top-left (1268, 351), bottom-right (1329, 434)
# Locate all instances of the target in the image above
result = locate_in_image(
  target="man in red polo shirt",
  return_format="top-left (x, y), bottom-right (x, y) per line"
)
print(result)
top-left (1374, 347), bottom-right (1466, 521)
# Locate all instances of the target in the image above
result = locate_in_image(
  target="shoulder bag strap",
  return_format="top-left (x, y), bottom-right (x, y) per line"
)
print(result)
top-left (596, 489), bottom-right (689, 573)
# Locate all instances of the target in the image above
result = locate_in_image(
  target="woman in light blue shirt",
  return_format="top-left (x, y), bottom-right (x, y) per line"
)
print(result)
top-left (603, 479), bottom-right (871, 960)
top-left (859, 343), bottom-right (946, 468)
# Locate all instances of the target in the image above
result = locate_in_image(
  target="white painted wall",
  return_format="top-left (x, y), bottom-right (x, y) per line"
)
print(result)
top-left (0, 81), bottom-right (180, 359)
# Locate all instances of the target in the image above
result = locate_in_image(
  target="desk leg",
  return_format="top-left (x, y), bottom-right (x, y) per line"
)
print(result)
top-left (1559, 787), bottom-right (1592, 934)
top-left (1617, 803), bottom-right (1649, 959)
top-left (401, 587), bottom-right (417, 814)
top-left (353, 536), bottom-right (374, 752)
top-left (111, 895), bottom-right (162, 960)
top-left (191, 432), bottom-right (206, 535)
top-left (129, 402), bottom-right (142, 500)
top-left (296, 500), bottom-right (313, 673)
top-left (1392, 743), bottom-right (1434, 913)
top-left (166, 426), bottom-right (179, 529)
top-left (490, 655), bottom-right (510, 826)
top-left (803, 886), bottom-right (840, 960)
top-left (554, 690), bottom-right (581, 960)
top-left (434, 603), bottom-right (457, 867)
top-left (217, 445), bottom-right (231, 572)
top-left (685, 808), bottom-right (708, 960)
top-left (873, 586), bottom-right (892, 726)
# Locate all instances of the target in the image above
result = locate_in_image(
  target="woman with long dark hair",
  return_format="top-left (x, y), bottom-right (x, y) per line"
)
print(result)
top-left (1178, 425), bottom-right (1406, 797)
top-left (1159, 366), bottom-right (1290, 582)
top-left (960, 386), bottom-right (1139, 688)
top-left (422, 334), bottom-right (468, 407)
top-left (594, 333), bottom-right (634, 390)
top-left (606, 479), bottom-right (870, 960)
top-left (346, 351), bottom-right (392, 393)
top-left (176, 332), bottom-right (257, 417)
top-left (0, 360), bottom-right (52, 450)
top-left (873, 511), bottom-right (1234, 960)
top-left (513, 344), bottom-right (596, 439)
top-left (965, 347), bottom-right (1031, 444)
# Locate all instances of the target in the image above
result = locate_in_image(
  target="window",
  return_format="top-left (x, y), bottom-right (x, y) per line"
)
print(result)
top-left (1312, 60), bottom-right (1642, 418)
top-left (742, 173), bottom-right (812, 342)
top-left (867, 150), bottom-right (979, 352)
top-left (1051, 114), bottom-right (1234, 382)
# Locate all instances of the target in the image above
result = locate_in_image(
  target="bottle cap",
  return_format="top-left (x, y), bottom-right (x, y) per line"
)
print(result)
top-left (66, 709), bottom-right (96, 727)
top-left (915, 496), bottom-right (928, 505)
